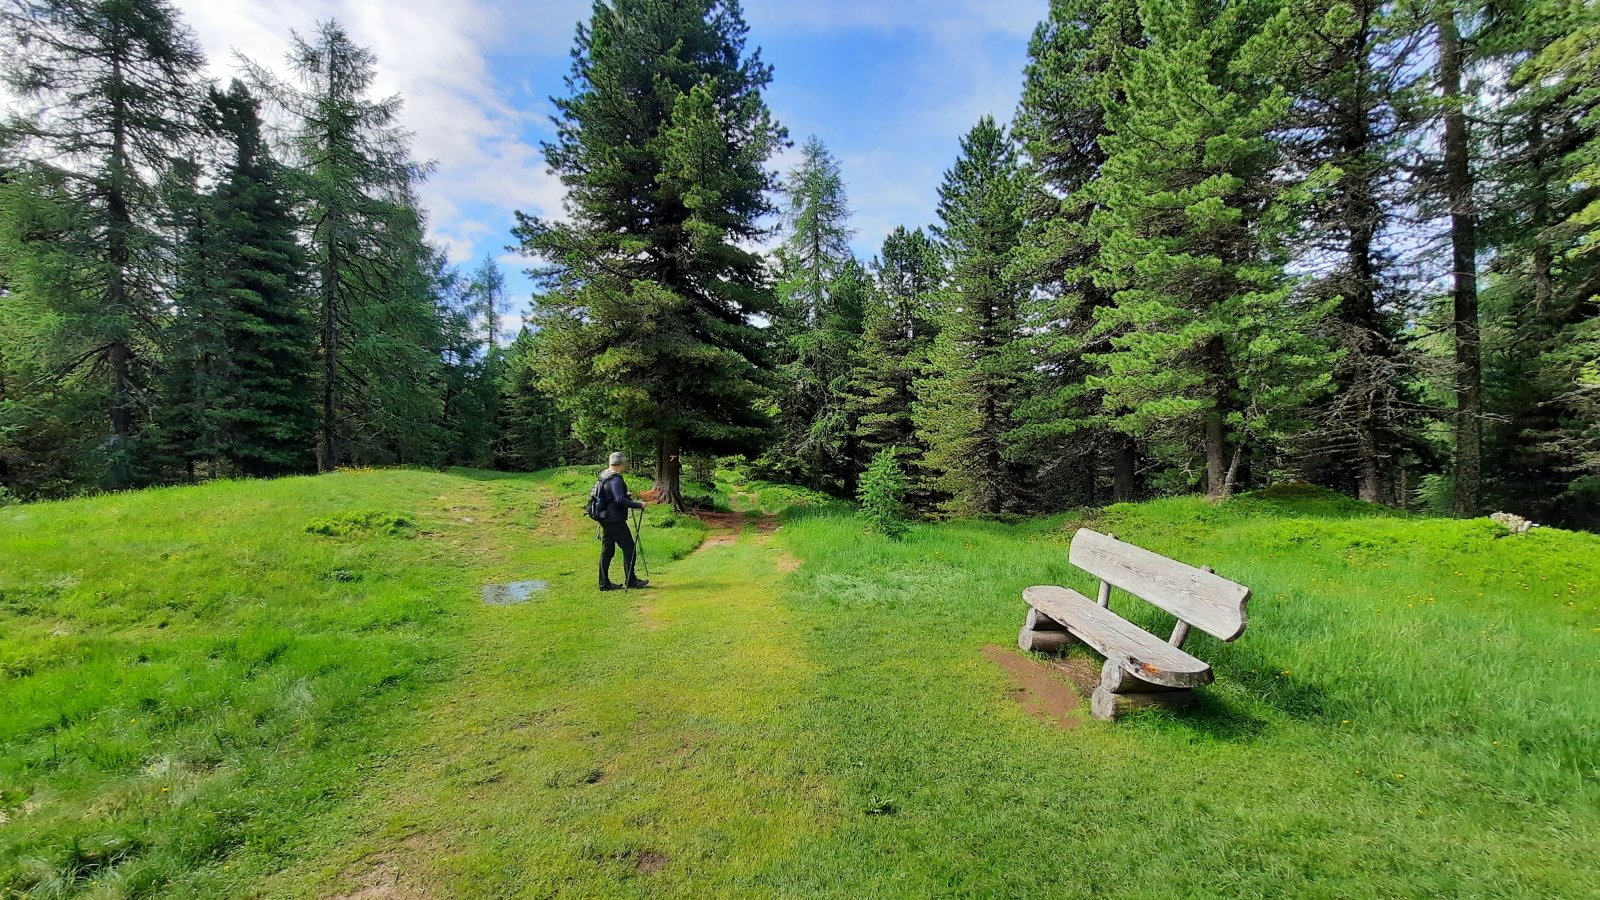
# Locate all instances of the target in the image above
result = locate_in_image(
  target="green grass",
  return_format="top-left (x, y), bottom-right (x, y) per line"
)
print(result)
top-left (2, 471), bottom-right (1596, 897)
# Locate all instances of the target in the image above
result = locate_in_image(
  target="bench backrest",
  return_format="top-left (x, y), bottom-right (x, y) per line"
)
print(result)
top-left (1068, 528), bottom-right (1250, 641)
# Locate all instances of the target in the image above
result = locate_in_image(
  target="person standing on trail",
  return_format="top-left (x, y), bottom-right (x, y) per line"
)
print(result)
top-left (591, 451), bottom-right (649, 591)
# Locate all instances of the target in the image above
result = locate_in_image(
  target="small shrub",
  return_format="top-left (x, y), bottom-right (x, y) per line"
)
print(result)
top-left (857, 447), bottom-right (910, 540)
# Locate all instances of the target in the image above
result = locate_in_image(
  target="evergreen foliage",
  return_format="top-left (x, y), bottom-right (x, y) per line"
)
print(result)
top-left (1087, 0), bottom-right (1333, 499)
top-left (764, 136), bottom-right (863, 491)
top-left (847, 226), bottom-right (942, 478)
top-left (514, 0), bottom-right (785, 511)
top-left (0, 0), bottom-right (206, 487)
top-left (856, 445), bottom-right (910, 539)
top-left (916, 116), bottom-right (1030, 515)
top-left (1011, 0), bottom-right (1143, 507)
top-left (155, 81), bottom-right (316, 478)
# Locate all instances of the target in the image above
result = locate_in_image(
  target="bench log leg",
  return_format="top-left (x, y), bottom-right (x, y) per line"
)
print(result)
top-left (1090, 659), bottom-right (1197, 720)
top-left (1018, 627), bottom-right (1073, 655)
top-left (1018, 607), bottom-right (1077, 655)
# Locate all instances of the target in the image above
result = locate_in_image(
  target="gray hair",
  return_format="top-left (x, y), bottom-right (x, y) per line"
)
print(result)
top-left (608, 451), bottom-right (629, 466)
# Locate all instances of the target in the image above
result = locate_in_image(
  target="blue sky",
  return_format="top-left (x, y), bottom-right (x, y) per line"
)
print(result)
top-left (174, 0), bottom-right (1047, 327)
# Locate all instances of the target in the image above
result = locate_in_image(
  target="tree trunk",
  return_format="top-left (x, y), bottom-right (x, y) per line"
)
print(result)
top-left (1358, 424), bottom-right (1382, 504)
top-left (1439, 8), bottom-right (1482, 518)
top-left (1205, 407), bottom-right (1226, 500)
top-left (1204, 337), bottom-right (1228, 500)
top-left (654, 433), bottom-right (684, 512)
top-left (1222, 440), bottom-right (1247, 501)
top-left (317, 216), bottom-right (339, 473)
top-left (105, 43), bottom-right (133, 489)
top-left (1113, 436), bottom-right (1136, 503)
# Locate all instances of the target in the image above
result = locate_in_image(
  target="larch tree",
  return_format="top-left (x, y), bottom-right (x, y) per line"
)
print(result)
top-left (916, 116), bottom-right (1030, 516)
top-left (246, 20), bottom-right (439, 471)
top-left (0, 0), bottom-right (206, 487)
top-left (514, 0), bottom-right (786, 511)
top-left (765, 135), bottom-right (862, 491)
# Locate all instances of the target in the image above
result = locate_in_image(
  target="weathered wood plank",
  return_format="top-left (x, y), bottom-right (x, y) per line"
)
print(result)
top-left (1068, 529), bottom-right (1251, 641)
top-left (1026, 608), bottom-right (1065, 632)
top-left (1091, 686), bottom-right (1197, 720)
top-left (1023, 585), bottom-right (1213, 688)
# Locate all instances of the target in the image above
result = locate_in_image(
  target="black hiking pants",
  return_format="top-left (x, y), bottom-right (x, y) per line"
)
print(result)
top-left (599, 520), bottom-right (637, 587)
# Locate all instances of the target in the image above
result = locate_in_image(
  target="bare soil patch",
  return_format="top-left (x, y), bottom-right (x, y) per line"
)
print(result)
top-left (634, 850), bottom-right (670, 875)
top-left (332, 860), bottom-right (431, 900)
top-left (981, 645), bottom-right (1086, 730)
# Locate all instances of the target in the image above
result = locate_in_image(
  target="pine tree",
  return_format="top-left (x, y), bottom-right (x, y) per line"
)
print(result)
top-left (1242, 0), bottom-right (1425, 503)
top-left (915, 116), bottom-right (1030, 515)
top-left (764, 136), bottom-right (862, 491)
top-left (1011, 0), bottom-right (1144, 505)
top-left (0, 0), bottom-right (206, 487)
top-left (247, 20), bottom-right (441, 471)
top-left (1089, 0), bottom-right (1333, 499)
top-left (846, 225), bottom-right (941, 494)
top-left (513, 0), bottom-right (785, 511)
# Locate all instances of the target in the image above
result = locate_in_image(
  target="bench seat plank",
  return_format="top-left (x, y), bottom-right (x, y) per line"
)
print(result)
top-left (1023, 584), bottom-right (1214, 689)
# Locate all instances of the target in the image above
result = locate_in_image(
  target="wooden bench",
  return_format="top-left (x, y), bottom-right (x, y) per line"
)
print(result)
top-left (1018, 529), bottom-right (1251, 720)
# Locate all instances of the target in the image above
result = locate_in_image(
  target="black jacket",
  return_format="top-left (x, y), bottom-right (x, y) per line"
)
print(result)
top-left (596, 471), bottom-right (644, 522)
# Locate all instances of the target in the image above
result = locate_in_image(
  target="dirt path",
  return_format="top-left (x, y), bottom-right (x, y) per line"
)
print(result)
top-left (275, 477), bottom-right (830, 899)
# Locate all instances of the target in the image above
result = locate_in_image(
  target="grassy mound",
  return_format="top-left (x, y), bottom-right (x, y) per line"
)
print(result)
top-left (2, 470), bottom-right (1595, 896)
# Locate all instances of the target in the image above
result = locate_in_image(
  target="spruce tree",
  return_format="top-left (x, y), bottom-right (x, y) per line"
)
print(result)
top-left (513, 0), bottom-right (785, 511)
top-left (1089, 0), bottom-right (1333, 499)
top-left (847, 225), bottom-right (941, 493)
top-left (495, 326), bottom-right (572, 471)
top-left (200, 81), bottom-right (315, 476)
top-left (0, 0), bottom-right (206, 487)
top-left (915, 116), bottom-right (1029, 515)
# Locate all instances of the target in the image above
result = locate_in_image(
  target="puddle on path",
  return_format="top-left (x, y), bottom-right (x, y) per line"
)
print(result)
top-left (480, 580), bottom-right (548, 605)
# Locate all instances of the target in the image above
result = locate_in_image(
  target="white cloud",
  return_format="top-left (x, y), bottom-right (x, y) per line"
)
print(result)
top-left (174, 0), bottom-right (584, 280)
top-left (746, 0), bottom-right (1039, 39)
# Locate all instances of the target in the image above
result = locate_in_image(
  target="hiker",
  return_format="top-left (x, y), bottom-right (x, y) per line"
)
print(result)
top-left (591, 451), bottom-right (649, 591)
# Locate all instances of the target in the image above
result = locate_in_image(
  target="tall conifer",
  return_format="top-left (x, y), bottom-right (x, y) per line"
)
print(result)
top-left (514, 0), bottom-right (785, 510)
top-left (916, 117), bottom-right (1029, 515)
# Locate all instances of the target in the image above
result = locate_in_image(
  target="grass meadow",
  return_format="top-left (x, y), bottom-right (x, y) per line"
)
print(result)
top-left (1, 468), bottom-right (1596, 897)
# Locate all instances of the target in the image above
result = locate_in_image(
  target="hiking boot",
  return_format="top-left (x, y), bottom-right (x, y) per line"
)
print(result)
top-left (626, 579), bottom-right (651, 589)
top-left (599, 583), bottom-right (621, 592)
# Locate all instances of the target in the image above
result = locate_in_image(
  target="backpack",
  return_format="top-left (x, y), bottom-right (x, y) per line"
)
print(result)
top-left (585, 472), bottom-right (619, 522)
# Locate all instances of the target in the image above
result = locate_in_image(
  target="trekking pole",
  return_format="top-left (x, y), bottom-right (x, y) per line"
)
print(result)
top-left (632, 505), bottom-right (651, 580)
